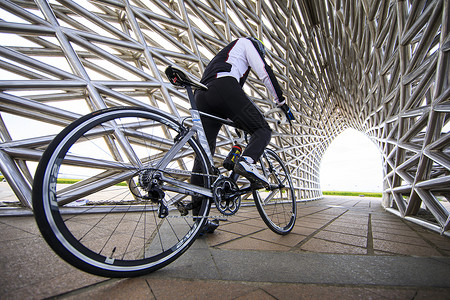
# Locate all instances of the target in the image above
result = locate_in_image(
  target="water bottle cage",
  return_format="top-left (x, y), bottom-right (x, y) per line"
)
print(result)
top-left (174, 126), bottom-right (188, 143)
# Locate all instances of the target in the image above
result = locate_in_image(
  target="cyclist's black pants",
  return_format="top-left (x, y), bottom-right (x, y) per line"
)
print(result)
top-left (190, 77), bottom-right (271, 213)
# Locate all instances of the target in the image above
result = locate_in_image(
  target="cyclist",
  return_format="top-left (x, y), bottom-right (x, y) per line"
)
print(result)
top-left (191, 37), bottom-right (294, 233)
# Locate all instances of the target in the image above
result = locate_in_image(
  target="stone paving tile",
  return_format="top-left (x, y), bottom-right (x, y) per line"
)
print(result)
top-left (250, 229), bottom-right (307, 247)
top-left (374, 250), bottom-right (396, 256)
top-left (289, 223), bottom-right (318, 236)
top-left (372, 231), bottom-right (431, 247)
top-left (0, 216), bottom-right (41, 236)
top-left (1, 196), bottom-right (450, 299)
top-left (329, 221), bottom-right (368, 231)
top-left (324, 224), bottom-right (368, 237)
top-left (210, 196), bottom-right (450, 257)
top-left (265, 284), bottom-right (419, 300)
top-left (146, 277), bottom-right (259, 300)
top-left (238, 218), bottom-right (268, 228)
top-left (205, 229), bottom-right (242, 247)
top-left (420, 234), bottom-right (450, 252)
top-left (319, 207), bottom-right (348, 216)
top-left (234, 288), bottom-right (276, 300)
top-left (235, 208), bottom-right (261, 219)
top-left (371, 224), bottom-right (424, 237)
top-left (64, 278), bottom-right (153, 300)
top-left (371, 220), bottom-right (412, 231)
top-left (334, 213), bottom-right (369, 222)
top-left (373, 239), bottom-right (443, 256)
top-left (220, 214), bottom-right (249, 223)
top-left (295, 207), bottom-right (327, 217)
top-left (296, 218), bottom-right (330, 229)
top-left (414, 289), bottom-right (450, 300)
top-left (315, 230), bottom-right (367, 248)
top-left (299, 237), bottom-right (367, 255)
top-left (0, 222), bottom-right (35, 241)
top-left (332, 214), bottom-right (369, 224)
top-left (72, 278), bottom-right (450, 300)
top-left (217, 236), bottom-right (291, 251)
top-left (300, 213), bottom-right (335, 220)
top-left (218, 222), bottom-right (263, 236)
top-left (304, 215), bottom-right (338, 223)
top-left (0, 234), bottom-right (103, 299)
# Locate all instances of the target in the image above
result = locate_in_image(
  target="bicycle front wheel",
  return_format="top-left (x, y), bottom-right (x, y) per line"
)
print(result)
top-left (33, 107), bottom-right (211, 277)
top-left (253, 149), bottom-right (297, 235)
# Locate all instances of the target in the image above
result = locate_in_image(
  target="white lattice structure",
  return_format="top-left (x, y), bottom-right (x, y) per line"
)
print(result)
top-left (0, 0), bottom-right (449, 234)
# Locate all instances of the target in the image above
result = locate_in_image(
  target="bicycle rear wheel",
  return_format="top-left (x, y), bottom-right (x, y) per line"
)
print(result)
top-left (253, 149), bottom-right (296, 235)
top-left (33, 107), bottom-right (211, 277)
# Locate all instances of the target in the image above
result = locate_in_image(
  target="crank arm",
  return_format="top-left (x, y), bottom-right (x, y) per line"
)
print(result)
top-left (235, 184), bottom-right (283, 195)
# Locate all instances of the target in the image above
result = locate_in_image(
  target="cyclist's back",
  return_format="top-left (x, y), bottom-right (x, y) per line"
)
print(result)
top-left (200, 38), bottom-right (284, 98)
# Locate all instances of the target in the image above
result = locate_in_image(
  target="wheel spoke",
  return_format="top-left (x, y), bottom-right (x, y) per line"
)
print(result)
top-left (253, 149), bottom-right (297, 235)
top-left (33, 107), bottom-right (210, 277)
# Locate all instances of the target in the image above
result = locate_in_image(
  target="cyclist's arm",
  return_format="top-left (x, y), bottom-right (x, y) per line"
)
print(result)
top-left (244, 39), bottom-right (285, 105)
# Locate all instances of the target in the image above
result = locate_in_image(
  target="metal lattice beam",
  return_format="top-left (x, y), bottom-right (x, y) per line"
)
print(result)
top-left (0, 0), bottom-right (448, 234)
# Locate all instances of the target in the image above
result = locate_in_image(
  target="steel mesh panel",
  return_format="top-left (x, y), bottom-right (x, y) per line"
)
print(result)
top-left (0, 0), bottom-right (448, 234)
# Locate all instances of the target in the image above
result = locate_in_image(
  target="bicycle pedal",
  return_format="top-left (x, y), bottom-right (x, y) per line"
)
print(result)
top-left (158, 203), bottom-right (169, 218)
top-left (175, 202), bottom-right (189, 216)
top-left (266, 184), bottom-right (280, 190)
top-left (250, 180), bottom-right (270, 190)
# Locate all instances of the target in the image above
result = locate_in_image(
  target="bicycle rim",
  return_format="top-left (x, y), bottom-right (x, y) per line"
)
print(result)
top-left (253, 149), bottom-right (296, 235)
top-left (32, 107), bottom-right (211, 277)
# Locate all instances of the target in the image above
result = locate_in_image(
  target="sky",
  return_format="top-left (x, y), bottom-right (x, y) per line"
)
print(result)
top-left (319, 128), bottom-right (384, 193)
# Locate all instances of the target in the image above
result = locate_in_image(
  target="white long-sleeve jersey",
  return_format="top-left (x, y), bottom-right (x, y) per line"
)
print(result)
top-left (200, 38), bottom-right (285, 104)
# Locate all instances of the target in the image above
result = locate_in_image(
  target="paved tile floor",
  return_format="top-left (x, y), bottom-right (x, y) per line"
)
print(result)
top-left (208, 197), bottom-right (450, 257)
top-left (1, 195), bottom-right (449, 299)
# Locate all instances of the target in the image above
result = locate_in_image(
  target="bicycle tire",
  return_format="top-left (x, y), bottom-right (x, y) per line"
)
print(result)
top-left (33, 106), bottom-right (211, 277)
top-left (253, 149), bottom-right (297, 235)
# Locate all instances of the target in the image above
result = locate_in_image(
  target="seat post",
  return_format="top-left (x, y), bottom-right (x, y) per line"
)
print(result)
top-left (185, 85), bottom-right (198, 111)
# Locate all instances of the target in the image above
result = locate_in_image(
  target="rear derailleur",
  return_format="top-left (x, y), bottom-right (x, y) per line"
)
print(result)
top-left (129, 169), bottom-right (169, 218)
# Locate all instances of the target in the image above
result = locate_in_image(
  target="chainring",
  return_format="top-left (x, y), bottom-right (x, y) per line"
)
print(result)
top-left (213, 177), bottom-right (241, 216)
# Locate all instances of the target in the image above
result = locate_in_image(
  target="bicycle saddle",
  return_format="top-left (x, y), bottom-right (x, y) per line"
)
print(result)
top-left (165, 66), bottom-right (208, 90)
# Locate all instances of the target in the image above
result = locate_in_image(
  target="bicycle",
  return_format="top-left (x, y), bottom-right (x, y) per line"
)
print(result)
top-left (32, 66), bottom-right (297, 278)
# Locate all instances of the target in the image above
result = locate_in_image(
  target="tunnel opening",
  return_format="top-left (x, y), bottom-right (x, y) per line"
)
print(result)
top-left (320, 128), bottom-right (383, 195)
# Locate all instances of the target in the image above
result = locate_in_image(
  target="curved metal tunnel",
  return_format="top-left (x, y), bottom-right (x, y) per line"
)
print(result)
top-left (0, 0), bottom-right (448, 234)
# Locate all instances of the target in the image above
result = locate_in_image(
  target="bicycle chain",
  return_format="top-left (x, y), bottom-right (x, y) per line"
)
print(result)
top-left (139, 167), bottom-right (232, 221)
top-left (162, 168), bottom-right (220, 179)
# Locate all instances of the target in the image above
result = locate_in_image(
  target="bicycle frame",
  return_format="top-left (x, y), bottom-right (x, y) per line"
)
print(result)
top-left (152, 84), bottom-right (227, 205)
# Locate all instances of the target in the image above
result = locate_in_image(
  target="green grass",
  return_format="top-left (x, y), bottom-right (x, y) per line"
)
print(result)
top-left (53, 178), bottom-right (127, 186)
top-left (323, 191), bottom-right (382, 197)
top-left (0, 175), bottom-right (382, 197)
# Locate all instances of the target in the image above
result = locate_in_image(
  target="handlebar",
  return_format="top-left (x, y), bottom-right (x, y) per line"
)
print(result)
top-left (264, 107), bottom-right (287, 125)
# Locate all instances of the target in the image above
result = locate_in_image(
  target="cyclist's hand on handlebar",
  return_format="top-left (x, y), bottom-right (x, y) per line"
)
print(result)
top-left (279, 103), bottom-right (295, 124)
top-left (264, 99), bottom-right (295, 126)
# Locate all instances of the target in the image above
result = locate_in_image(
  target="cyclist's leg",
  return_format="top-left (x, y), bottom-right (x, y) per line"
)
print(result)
top-left (234, 104), bottom-right (272, 163)
top-left (207, 77), bottom-right (272, 163)
top-left (238, 119), bottom-right (272, 163)
top-left (207, 78), bottom-right (272, 185)
top-left (233, 102), bottom-right (272, 186)
top-left (190, 89), bottom-right (223, 215)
